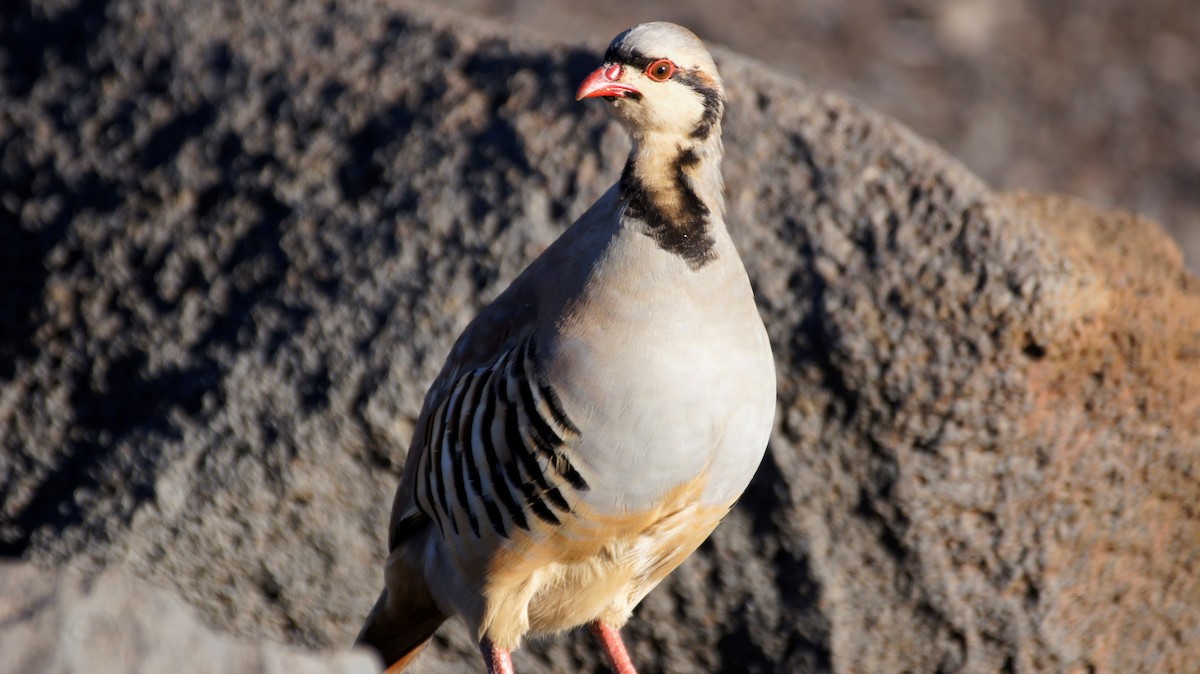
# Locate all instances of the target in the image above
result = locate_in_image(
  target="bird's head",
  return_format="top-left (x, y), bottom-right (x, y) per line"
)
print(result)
top-left (576, 22), bottom-right (725, 142)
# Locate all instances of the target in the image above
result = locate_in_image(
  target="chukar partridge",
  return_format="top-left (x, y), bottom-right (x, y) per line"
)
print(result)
top-left (357, 22), bottom-right (776, 674)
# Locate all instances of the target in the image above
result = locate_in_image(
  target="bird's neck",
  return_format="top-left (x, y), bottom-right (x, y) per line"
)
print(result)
top-left (619, 130), bottom-right (725, 269)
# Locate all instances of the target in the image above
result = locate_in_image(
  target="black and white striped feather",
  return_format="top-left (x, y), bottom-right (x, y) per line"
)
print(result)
top-left (414, 337), bottom-right (588, 541)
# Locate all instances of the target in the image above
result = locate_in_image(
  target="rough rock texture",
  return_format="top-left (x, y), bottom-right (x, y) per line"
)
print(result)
top-left (0, 562), bottom-right (379, 674)
top-left (1, 1), bottom-right (1197, 673)
top-left (1007, 194), bottom-right (1200, 674)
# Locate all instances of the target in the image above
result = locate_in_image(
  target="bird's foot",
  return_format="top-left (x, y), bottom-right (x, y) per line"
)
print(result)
top-left (590, 622), bottom-right (638, 674)
top-left (480, 637), bottom-right (514, 674)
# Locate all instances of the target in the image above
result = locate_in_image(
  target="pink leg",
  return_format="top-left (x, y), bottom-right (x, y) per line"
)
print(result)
top-left (480, 637), bottom-right (515, 674)
top-left (590, 622), bottom-right (638, 674)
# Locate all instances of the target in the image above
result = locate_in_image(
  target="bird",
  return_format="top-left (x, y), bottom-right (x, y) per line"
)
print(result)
top-left (356, 22), bottom-right (776, 674)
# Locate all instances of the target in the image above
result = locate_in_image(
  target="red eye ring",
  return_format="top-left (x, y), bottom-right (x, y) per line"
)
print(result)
top-left (645, 59), bottom-right (676, 82)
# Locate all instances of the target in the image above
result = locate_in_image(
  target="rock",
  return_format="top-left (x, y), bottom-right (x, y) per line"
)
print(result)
top-left (0, 562), bottom-right (379, 674)
top-left (1, 0), bottom-right (1197, 673)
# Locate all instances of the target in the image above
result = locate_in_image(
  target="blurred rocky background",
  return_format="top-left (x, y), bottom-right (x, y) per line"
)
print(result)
top-left (431, 0), bottom-right (1200, 270)
top-left (1, 0), bottom-right (1198, 673)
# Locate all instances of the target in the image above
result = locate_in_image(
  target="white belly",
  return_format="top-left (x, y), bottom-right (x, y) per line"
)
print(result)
top-left (547, 274), bottom-right (776, 514)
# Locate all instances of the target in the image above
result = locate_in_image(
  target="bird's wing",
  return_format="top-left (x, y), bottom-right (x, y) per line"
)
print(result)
top-left (384, 186), bottom-right (622, 553)
top-left (385, 280), bottom-right (541, 551)
top-left (415, 330), bottom-right (594, 547)
top-left (362, 280), bottom-right (556, 666)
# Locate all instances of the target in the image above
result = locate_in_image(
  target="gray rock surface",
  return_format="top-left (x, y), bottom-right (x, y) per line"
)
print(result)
top-left (1, 0), bottom-right (1197, 673)
top-left (0, 562), bottom-right (379, 674)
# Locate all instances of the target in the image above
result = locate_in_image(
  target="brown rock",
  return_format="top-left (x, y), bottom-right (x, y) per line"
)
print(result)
top-left (1011, 194), bottom-right (1200, 674)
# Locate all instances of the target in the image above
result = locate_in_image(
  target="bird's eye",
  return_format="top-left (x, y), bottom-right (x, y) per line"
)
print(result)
top-left (645, 59), bottom-right (676, 82)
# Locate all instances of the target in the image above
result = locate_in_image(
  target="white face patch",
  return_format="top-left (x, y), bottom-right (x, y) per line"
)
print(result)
top-left (603, 73), bottom-right (711, 140)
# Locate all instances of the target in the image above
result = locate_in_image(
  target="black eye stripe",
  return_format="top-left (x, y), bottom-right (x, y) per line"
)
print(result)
top-left (673, 70), bottom-right (724, 139)
top-left (603, 45), bottom-right (659, 73)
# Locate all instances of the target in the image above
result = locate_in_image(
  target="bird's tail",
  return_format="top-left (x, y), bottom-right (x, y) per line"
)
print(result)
top-left (356, 587), bottom-right (447, 672)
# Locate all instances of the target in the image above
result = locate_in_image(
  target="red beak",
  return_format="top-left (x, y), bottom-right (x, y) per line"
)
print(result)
top-left (576, 63), bottom-right (639, 100)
